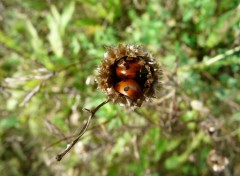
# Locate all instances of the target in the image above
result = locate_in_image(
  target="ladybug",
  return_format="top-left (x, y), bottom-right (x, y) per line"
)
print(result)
top-left (114, 79), bottom-right (142, 100)
top-left (116, 57), bottom-right (145, 79)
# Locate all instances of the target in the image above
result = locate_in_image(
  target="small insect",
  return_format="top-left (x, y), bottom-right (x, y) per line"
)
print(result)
top-left (114, 56), bottom-right (154, 100)
top-left (114, 79), bottom-right (142, 100)
top-left (115, 57), bottom-right (145, 79)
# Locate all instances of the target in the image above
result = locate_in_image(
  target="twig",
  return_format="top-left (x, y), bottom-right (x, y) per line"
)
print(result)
top-left (44, 117), bottom-right (114, 151)
top-left (19, 73), bottom-right (55, 106)
top-left (179, 45), bottom-right (240, 71)
top-left (56, 99), bottom-right (110, 161)
top-left (205, 45), bottom-right (240, 65)
top-left (166, 57), bottom-right (178, 131)
top-left (131, 135), bottom-right (140, 160)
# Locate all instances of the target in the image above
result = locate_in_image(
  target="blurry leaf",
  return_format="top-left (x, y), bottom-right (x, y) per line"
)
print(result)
top-left (6, 98), bottom-right (18, 111)
top-left (47, 8), bottom-right (63, 57)
top-left (182, 111), bottom-right (197, 121)
top-left (232, 113), bottom-right (240, 121)
top-left (165, 154), bottom-right (182, 170)
top-left (50, 5), bottom-right (61, 23)
top-left (154, 138), bottom-right (168, 161)
top-left (108, 132), bottom-right (131, 161)
top-left (94, 27), bottom-right (117, 46)
top-left (76, 18), bottom-right (98, 26)
top-left (12, 142), bottom-right (27, 161)
top-left (0, 116), bottom-right (19, 133)
top-left (126, 163), bottom-right (144, 175)
top-left (70, 37), bottom-right (80, 55)
top-left (61, 2), bottom-right (75, 35)
top-left (25, 19), bottom-right (43, 55)
top-left (166, 138), bottom-right (183, 152)
top-left (206, 6), bottom-right (240, 48)
top-left (47, 2), bottom-right (75, 58)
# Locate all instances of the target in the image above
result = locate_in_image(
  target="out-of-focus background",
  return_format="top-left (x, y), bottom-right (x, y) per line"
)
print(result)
top-left (0, 0), bottom-right (240, 175)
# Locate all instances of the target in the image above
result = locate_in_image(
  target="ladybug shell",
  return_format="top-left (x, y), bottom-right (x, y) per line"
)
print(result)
top-left (116, 59), bottom-right (142, 79)
top-left (114, 79), bottom-right (142, 100)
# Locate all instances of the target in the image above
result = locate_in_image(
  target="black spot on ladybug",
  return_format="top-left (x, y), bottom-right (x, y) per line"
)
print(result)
top-left (126, 65), bottom-right (130, 70)
top-left (124, 86), bottom-right (130, 92)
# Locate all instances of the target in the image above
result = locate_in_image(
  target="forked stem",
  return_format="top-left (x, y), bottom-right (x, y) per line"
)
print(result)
top-left (56, 99), bottom-right (110, 161)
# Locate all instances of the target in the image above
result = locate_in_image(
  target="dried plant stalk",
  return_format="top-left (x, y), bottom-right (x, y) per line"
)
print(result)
top-left (56, 99), bottom-right (109, 161)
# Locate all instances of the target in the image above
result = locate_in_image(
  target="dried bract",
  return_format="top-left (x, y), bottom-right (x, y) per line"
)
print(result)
top-left (207, 150), bottom-right (229, 172)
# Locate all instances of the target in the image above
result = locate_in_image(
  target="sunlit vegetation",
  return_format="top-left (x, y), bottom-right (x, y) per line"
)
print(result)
top-left (0, 0), bottom-right (240, 175)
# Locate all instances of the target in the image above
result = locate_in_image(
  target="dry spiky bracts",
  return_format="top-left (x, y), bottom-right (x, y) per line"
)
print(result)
top-left (207, 150), bottom-right (229, 172)
top-left (97, 44), bottom-right (162, 107)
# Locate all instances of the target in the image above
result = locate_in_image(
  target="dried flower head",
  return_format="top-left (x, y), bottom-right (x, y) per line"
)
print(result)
top-left (97, 44), bottom-right (162, 107)
top-left (201, 118), bottom-right (220, 136)
top-left (207, 150), bottom-right (229, 172)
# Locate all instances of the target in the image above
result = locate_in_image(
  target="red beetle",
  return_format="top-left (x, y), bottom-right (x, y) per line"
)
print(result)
top-left (116, 57), bottom-right (144, 79)
top-left (114, 79), bottom-right (142, 100)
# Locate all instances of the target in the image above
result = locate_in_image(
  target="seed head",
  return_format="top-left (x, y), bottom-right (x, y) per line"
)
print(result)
top-left (97, 44), bottom-right (162, 107)
top-left (207, 150), bottom-right (229, 172)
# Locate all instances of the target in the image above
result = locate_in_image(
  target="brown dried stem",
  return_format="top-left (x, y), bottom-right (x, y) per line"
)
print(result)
top-left (56, 99), bottom-right (110, 161)
top-left (44, 117), bottom-right (114, 151)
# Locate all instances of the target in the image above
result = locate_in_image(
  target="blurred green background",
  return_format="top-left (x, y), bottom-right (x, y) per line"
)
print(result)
top-left (0, 0), bottom-right (240, 175)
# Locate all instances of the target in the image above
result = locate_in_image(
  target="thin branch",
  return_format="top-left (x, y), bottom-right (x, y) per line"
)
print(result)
top-left (205, 45), bottom-right (240, 65)
top-left (19, 73), bottom-right (55, 106)
top-left (56, 99), bottom-right (110, 161)
top-left (20, 82), bottom-right (42, 106)
top-left (44, 135), bottom-right (77, 151)
top-left (179, 45), bottom-right (240, 71)
top-left (44, 117), bottom-right (114, 151)
top-left (166, 57), bottom-right (178, 132)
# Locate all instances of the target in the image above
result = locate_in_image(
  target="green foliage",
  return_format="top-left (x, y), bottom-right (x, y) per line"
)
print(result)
top-left (0, 0), bottom-right (240, 175)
